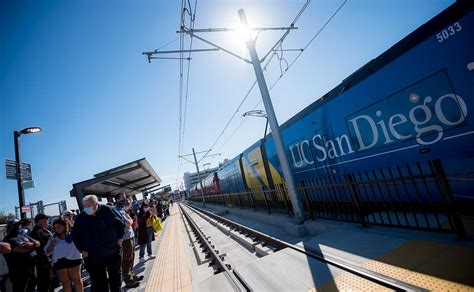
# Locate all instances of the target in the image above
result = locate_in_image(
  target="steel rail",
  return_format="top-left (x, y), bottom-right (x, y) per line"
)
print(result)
top-left (178, 203), bottom-right (250, 292)
top-left (184, 202), bottom-right (428, 292)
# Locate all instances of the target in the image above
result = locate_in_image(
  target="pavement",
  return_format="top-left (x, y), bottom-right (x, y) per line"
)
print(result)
top-left (191, 201), bottom-right (474, 291)
top-left (52, 212), bottom-right (171, 292)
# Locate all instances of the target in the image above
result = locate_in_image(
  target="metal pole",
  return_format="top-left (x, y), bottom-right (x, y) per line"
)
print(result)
top-left (263, 118), bottom-right (269, 141)
top-left (193, 148), bottom-right (206, 207)
top-left (14, 131), bottom-right (27, 219)
top-left (239, 9), bottom-right (305, 222)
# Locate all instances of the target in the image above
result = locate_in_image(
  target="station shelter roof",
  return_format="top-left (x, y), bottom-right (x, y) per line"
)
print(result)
top-left (70, 158), bottom-right (161, 209)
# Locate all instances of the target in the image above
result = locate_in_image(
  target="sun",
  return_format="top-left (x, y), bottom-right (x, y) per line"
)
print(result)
top-left (234, 25), bottom-right (252, 43)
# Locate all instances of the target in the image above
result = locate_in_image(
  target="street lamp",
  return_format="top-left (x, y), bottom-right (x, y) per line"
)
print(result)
top-left (14, 126), bottom-right (42, 218)
top-left (243, 110), bottom-right (269, 141)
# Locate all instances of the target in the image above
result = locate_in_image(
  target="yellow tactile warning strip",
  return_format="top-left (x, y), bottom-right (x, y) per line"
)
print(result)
top-left (315, 273), bottom-right (389, 291)
top-left (364, 239), bottom-right (474, 291)
top-left (145, 206), bottom-right (192, 292)
top-left (318, 238), bottom-right (474, 291)
top-left (364, 261), bottom-right (473, 291)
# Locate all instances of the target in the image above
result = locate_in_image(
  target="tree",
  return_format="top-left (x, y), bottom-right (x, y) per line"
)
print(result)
top-left (0, 212), bottom-right (15, 224)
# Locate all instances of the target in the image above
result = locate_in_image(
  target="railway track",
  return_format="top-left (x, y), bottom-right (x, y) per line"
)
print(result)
top-left (178, 202), bottom-right (428, 292)
top-left (178, 203), bottom-right (251, 291)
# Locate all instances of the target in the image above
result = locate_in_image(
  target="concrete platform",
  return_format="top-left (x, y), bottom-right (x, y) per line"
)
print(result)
top-left (145, 205), bottom-right (192, 292)
top-left (190, 202), bottom-right (474, 291)
top-left (192, 272), bottom-right (238, 292)
top-left (234, 247), bottom-right (386, 291)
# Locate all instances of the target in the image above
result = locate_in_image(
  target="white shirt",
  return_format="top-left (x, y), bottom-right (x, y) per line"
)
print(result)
top-left (44, 235), bottom-right (82, 263)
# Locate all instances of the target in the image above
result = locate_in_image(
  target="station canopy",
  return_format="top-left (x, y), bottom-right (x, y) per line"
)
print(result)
top-left (71, 158), bottom-right (161, 209)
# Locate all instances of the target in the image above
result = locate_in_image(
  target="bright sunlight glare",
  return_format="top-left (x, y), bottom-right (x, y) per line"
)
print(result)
top-left (234, 25), bottom-right (252, 42)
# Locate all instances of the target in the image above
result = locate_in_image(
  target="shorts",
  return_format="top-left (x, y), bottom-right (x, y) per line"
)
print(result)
top-left (54, 258), bottom-right (82, 271)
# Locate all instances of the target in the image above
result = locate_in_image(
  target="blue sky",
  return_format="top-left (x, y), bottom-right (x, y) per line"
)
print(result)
top-left (0, 0), bottom-right (453, 214)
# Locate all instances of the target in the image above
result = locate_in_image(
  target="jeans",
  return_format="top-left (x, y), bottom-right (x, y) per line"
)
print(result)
top-left (139, 227), bottom-right (154, 258)
top-left (122, 238), bottom-right (135, 284)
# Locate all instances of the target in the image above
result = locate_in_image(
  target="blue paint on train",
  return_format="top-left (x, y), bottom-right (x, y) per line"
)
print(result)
top-left (266, 2), bottom-right (474, 202)
top-left (217, 156), bottom-right (245, 194)
top-left (197, 2), bottom-right (474, 204)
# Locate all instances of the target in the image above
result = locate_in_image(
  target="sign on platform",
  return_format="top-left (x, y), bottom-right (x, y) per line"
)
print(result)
top-left (23, 180), bottom-right (35, 189)
top-left (5, 159), bottom-right (32, 181)
top-left (20, 206), bottom-right (31, 213)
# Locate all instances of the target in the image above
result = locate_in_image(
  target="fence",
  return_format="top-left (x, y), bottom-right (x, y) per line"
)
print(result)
top-left (15, 200), bottom-right (68, 219)
top-left (189, 159), bottom-right (466, 237)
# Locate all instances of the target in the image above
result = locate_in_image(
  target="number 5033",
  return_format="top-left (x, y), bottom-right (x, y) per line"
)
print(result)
top-left (436, 22), bottom-right (462, 43)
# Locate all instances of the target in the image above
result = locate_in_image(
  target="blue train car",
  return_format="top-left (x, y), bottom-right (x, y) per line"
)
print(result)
top-left (217, 155), bottom-right (246, 194)
top-left (264, 0), bottom-right (474, 202)
top-left (195, 1), bottom-right (473, 231)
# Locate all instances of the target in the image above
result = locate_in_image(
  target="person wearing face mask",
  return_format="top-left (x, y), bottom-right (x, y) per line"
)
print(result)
top-left (71, 195), bottom-right (125, 292)
top-left (137, 202), bottom-right (156, 263)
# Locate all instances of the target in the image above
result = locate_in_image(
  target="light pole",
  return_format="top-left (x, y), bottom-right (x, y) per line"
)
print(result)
top-left (239, 9), bottom-right (305, 222)
top-left (143, 7), bottom-right (305, 222)
top-left (179, 148), bottom-right (220, 207)
top-left (14, 127), bottom-right (42, 219)
top-left (192, 148), bottom-right (206, 206)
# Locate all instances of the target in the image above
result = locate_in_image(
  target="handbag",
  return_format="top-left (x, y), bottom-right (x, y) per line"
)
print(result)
top-left (151, 216), bottom-right (162, 232)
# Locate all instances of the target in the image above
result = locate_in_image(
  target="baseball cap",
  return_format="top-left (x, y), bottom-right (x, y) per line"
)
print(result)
top-left (34, 213), bottom-right (50, 223)
top-left (7, 219), bottom-right (20, 229)
top-left (62, 210), bottom-right (73, 217)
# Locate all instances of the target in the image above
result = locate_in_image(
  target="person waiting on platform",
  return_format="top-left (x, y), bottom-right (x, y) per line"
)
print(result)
top-left (0, 242), bottom-right (11, 292)
top-left (71, 195), bottom-right (125, 292)
top-left (62, 210), bottom-right (75, 228)
top-left (137, 202), bottom-right (156, 263)
top-left (29, 213), bottom-right (53, 292)
top-left (114, 193), bottom-right (144, 288)
top-left (2, 219), bottom-right (40, 292)
top-left (162, 199), bottom-right (170, 219)
top-left (155, 199), bottom-right (163, 220)
top-left (19, 218), bottom-right (32, 236)
top-left (44, 218), bottom-right (83, 292)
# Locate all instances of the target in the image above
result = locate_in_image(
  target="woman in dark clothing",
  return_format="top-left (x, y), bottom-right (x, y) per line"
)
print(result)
top-left (156, 199), bottom-right (163, 220)
top-left (137, 202), bottom-right (155, 262)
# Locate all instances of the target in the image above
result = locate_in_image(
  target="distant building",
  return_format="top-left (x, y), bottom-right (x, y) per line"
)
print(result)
top-left (183, 166), bottom-right (219, 191)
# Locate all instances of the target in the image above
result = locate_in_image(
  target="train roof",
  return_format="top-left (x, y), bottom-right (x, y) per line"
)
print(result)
top-left (277, 0), bottom-right (472, 132)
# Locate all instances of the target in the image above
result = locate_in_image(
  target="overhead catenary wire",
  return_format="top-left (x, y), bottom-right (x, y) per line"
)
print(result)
top-left (200, 1), bottom-right (312, 161)
top-left (177, 0), bottom-right (197, 181)
top-left (154, 36), bottom-right (180, 52)
top-left (176, 0), bottom-right (185, 181)
top-left (269, 0), bottom-right (347, 90)
top-left (215, 0), bottom-right (347, 154)
top-left (216, 98), bottom-right (261, 153)
top-left (201, 52), bottom-right (277, 160)
top-left (181, 0), bottom-right (198, 156)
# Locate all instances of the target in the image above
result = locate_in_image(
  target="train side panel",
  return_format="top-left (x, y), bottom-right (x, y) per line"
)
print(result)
top-left (217, 156), bottom-right (246, 194)
top-left (241, 141), bottom-right (272, 190)
top-left (264, 3), bottom-right (474, 204)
